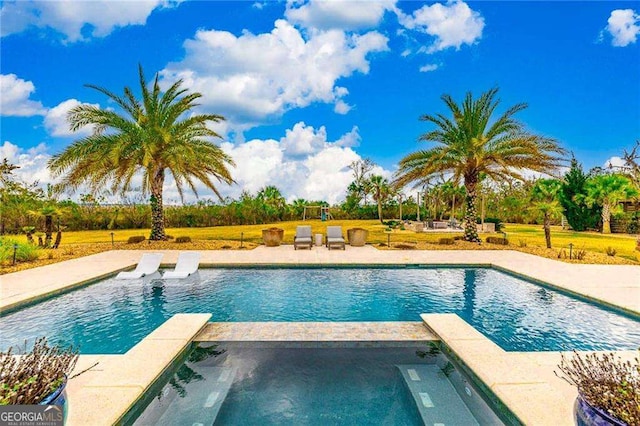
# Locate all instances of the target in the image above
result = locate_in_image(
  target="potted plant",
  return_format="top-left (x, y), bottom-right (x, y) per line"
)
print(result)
top-left (555, 350), bottom-right (638, 426)
top-left (0, 338), bottom-right (81, 409)
top-left (347, 228), bottom-right (369, 247)
top-left (262, 227), bottom-right (284, 247)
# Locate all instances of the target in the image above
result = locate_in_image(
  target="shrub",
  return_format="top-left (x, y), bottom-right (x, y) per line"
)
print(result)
top-left (453, 235), bottom-right (464, 241)
top-left (518, 239), bottom-right (528, 248)
top-left (175, 236), bottom-right (192, 243)
top-left (438, 237), bottom-right (455, 245)
top-left (394, 243), bottom-right (416, 250)
top-left (127, 236), bottom-right (145, 244)
top-left (486, 236), bottom-right (509, 245)
top-left (555, 351), bottom-right (639, 425)
top-left (574, 247), bottom-right (587, 260)
top-left (606, 246), bottom-right (617, 257)
top-left (0, 238), bottom-right (40, 263)
top-left (0, 338), bottom-right (79, 405)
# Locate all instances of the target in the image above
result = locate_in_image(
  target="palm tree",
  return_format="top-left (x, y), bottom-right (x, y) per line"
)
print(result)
top-left (257, 185), bottom-right (286, 221)
top-left (394, 88), bottom-right (565, 242)
top-left (369, 175), bottom-right (392, 223)
top-left (529, 179), bottom-right (563, 248)
top-left (48, 66), bottom-right (235, 240)
top-left (582, 174), bottom-right (638, 234)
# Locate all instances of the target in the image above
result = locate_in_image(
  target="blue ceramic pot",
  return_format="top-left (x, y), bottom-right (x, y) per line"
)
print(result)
top-left (39, 375), bottom-right (67, 406)
top-left (575, 394), bottom-right (626, 426)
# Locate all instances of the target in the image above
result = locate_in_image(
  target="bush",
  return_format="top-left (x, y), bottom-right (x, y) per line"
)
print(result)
top-left (486, 236), bottom-right (509, 245)
top-left (606, 246), bottom-right (617, 257)
top-left (127, 236), bottom-right (145, 244)
top-left (394, 243), bottom-right (416, 250)
top-left (0, 337), bottom-right (79, 405)
top-left (453, 235), bottom-right (464, 241)
top-left (0, 238), bottom-right (40, 263)
top-left (438, 237), bottom-right (455, 245)
top-left (518, 239), bottom-right (528, 248)
top-left (574, 247), bottom-right (587, 260)
top-left (175, 236), bottom-right (192, 243)
top-left (555, 351), bottom-right (639, 425)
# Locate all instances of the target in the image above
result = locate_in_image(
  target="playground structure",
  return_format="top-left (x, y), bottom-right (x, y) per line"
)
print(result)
top-left (302, 205), bottom-right (333, 221)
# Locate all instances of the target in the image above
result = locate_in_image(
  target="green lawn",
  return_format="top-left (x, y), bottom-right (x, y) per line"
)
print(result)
top-left (59, 220), bottom-right (639, 261)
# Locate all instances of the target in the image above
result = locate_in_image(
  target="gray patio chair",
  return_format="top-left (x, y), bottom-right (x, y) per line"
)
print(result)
top-left (294, 225), bottom-right (313, 250)
top-left (326, 226), bottom-right (345, 250)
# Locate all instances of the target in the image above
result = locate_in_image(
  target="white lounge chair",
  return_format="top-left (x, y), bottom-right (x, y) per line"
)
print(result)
top-left (116, 253), bottom-right (163, 279)
top-left (294, 225), bottom-right (313, 250)
top-left (162, 252), bottom-right (201, 279)
top-left (326, 226), bottom-right (345, 250)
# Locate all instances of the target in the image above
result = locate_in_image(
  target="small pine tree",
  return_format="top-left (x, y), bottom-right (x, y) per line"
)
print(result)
top-left (559, 158), bottom-right (600, 231)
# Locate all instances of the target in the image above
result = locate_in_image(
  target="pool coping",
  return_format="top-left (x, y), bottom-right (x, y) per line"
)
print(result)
top-left (65, 313), bottom-right (211, 426)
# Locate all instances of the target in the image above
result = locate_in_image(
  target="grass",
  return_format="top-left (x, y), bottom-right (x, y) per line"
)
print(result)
top-left (58, 220), bottom-right (638, 258)
top-left (1, 220), bottom-right (638, 274)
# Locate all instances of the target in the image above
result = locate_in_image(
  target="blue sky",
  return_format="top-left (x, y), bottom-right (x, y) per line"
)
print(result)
top-left (1, 1), bottom-right (639, 203)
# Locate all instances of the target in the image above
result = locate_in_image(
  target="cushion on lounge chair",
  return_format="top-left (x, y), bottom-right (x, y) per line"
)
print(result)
top-left (294, 225), bottom-right (314, 250)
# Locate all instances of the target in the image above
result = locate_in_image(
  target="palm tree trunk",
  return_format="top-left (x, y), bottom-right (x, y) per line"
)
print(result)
top-left (378, 200), bottom-right (383, 223)
top-left (44, 215), bottom-right (53, 247)
top-left (149, 169), bottom-right (167, 241)
top-left (601, 203), bottom-right (611, 234)
top-left (544, 214), bottom-right (552, 248)
top-left (464, 178), bottom-right (480, 242)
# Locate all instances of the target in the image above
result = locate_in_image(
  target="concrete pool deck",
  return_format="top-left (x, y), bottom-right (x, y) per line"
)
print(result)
top-left (1, 247), bottom-right (639, 425)
top-left (1, 246), bottom-right (639, 315)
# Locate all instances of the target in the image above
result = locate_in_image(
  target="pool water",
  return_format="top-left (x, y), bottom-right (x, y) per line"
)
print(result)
top-left (131, 345), bottom-right (507, 426)
top-left (1, 267), bottom-right (638, 354)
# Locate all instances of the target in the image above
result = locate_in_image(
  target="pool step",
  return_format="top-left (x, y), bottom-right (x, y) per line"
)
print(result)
top-left (397, 364), bottom-right (479, 426)
top-left (152, 366), bottom-right (237, 426)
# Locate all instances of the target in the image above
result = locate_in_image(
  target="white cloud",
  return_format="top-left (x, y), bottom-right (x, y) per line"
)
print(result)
top-left (0, 74), bottom-right (47, 117)
top-left (44, 99), bottom-right (100, 137)
top-left (2, 123), bottom-right (389, 206)
top-left (161, 19), bottom-right (388, 128)
top-left (1, 0), bottom-right (180, 42)
top-left (217, 122), bottom-right (389, 204)
top-left (285, 0), bottom-right (396, 31)
top-left (606, 9), bottom-right (639, 47)
top-left (0, 141), bottom-right (53, 185)
top-left (399, 1), bottom-right (484, 53)
top-left (419, 64), bottom-right (439, 72)
top-left (604, 156), bottom-right (626, 169)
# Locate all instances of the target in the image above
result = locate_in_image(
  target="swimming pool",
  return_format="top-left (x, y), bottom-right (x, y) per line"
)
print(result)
top-left (130, 345), bottom-right (508, 425)
top-left (1, 267), bottom-right (638, 354)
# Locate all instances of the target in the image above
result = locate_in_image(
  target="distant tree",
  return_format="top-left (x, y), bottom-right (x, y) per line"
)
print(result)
top-left (621, 140), bottom-right (640, 188)
top-left (530, 179), bottom-right (563, 248)
top-left (369, 175), bottom-right (392, 223)
top-left (348, 158), bottom-right (374, 205)
top-left (582, 174), bottom-right (638, 234)
top-left (394, 88), bottom-right (565, 242)
top-left (48, 65), bottom-right (235, 240)
top-left (257, 186), bottom-right (286, 221)
top-left (559, 158), bottom-right (600, 231)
